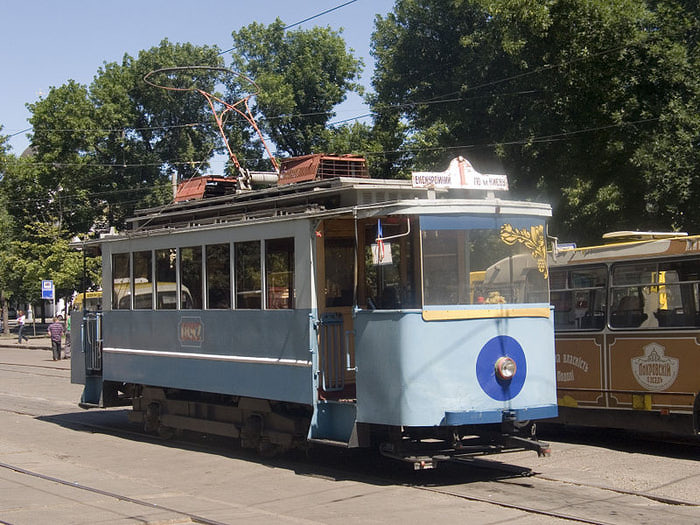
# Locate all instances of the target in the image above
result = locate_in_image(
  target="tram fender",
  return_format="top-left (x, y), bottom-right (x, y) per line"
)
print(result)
top-left (79, 379), bottom-right (123, 409)
top-left (308, 401), bottom-right (357, 445)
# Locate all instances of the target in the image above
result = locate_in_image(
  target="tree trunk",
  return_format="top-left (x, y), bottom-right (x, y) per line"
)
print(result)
top-left (1, 290), bottom-right (8, 335)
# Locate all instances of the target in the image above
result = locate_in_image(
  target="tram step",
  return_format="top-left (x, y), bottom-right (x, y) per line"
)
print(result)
top-left (309, 401), bottom-right (357, 445)
top-left (307, 437), bottom-right (352, 448)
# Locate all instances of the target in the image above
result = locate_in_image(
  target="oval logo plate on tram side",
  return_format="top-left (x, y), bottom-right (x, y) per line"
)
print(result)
top-left (179, 316), bottom-right (204, 348)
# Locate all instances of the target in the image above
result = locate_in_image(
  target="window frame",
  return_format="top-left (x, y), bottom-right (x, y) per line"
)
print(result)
top-left (550, 265), bottom-right (607, 332)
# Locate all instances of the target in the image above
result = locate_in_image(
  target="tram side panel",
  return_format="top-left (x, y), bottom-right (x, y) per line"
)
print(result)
top-left (555, 332), bottom-right (699, 422)
top-left (88, 219), bottom-right (316, 406)
top-left (100, 309), bottom-right (315, 405)
top-left (354, 310), bottom-right (558, 427)
top-left (550, 249), bottom-right (700, 436)
top-left (606, 333), bottom-right (700, 419)
top-left (70, 310), bottom-right (86, 386)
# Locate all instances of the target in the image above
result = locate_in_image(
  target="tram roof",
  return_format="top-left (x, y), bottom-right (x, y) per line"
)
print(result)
top-left (83, 176), bottom-right (550, 245)
top-left (549, 233), bottom-right (700, 266)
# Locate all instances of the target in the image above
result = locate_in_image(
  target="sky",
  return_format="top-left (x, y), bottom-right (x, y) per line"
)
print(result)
top-left (0, 0), bottom-right (396, 170)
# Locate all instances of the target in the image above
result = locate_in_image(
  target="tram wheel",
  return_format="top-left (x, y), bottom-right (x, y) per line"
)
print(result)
top-left (514, 420), bottom-right (536, 437)
top-left (144, 402), bottom-right (160, 434)
top-left (157, 424), bottom-right (176, 440)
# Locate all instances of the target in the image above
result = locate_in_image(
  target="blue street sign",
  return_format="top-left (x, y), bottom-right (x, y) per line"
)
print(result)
top-left (41, 280), bottom-right (54, 300)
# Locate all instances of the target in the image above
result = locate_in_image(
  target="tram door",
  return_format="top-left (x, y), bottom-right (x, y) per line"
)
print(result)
top-left (316, 219), bottom-right (357, 399)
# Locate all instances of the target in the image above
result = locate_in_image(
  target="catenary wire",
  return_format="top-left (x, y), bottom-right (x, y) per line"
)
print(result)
top-left (1, 116), bottom-right (662, 211)
top-left (218, 0), bottom-right (359, 55)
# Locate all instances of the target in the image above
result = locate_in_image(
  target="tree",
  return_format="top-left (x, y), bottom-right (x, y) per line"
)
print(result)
top-left (228, 19), bottom-right (365, 159)
top-left (0, 222), bottom-right (100, 321)
top-left (370, 0), bottom-right (700, 243)
top-left (0, 129), bottom-right (14, 333)
top-left (1, 41), bottom-right (225, 303)
top-left (25, 40), bottom-right (225, 233)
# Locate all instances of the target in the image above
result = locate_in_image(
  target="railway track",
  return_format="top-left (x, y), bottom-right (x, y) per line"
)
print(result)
top-left (0, 456), bottom-right (614, 525)
top-left (2, 400), bottom-right (698, 525)
top-left (1, 361), bottom-right (699, 524)
top-left (0, 460), bottom-right (228, 525)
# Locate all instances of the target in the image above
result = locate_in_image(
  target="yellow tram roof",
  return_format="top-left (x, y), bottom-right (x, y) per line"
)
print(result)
top-left (549, 232), bottom-right (700, 266)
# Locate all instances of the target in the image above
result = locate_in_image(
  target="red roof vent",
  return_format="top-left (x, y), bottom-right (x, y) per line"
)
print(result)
top-left (174, 176), bottom-right (237, 202)
top-left (278, 154), bottom-right (368, 185)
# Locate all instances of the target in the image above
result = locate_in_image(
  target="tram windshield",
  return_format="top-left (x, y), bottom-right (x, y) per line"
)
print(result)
top-left (420, 215), bottom-right (548, 306)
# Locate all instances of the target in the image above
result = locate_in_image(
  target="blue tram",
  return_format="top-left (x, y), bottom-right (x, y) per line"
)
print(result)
top-left (72, 155), bottom-right (557, 468)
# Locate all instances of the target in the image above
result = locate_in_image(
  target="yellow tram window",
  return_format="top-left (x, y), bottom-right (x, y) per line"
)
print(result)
top-left (112, 253), bottom-right (130, 310)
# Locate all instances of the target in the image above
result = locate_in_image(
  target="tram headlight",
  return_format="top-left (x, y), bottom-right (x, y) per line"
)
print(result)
top-left (495, 356), bottom-right (517, 381)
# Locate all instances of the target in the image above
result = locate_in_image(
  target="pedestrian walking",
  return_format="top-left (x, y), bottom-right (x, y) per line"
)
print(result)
top-left (47, 316), bottom-right (65, 361)
top-left (16, 310), bottom-right (29, 343)
top-left (64, 314), bottom-right (71, 358)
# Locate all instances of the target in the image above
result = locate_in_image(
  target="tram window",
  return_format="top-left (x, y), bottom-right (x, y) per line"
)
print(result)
top-left (364, 221), bottom-right (417, 309)
top-left (265, 238), bottom-right (294, 309)
top-left (611, 263), bottom-right (662, 328)
top-left (180, 246), bottom-right (203, 309)
top-left (611, 259), bottom-right (700, 329)
top-left (525, 269), bottom-right (548, 303)
top-left (658, 261), bottom-right (700, 327)
top-left (235, 241), bottom-right (261, 309)
top-left (421, 230), bottom-right (464, 305)
top-left (206, 243), bottom-right (231, 309)
top-left (112, 253), bottom-right (131, 310)
top-left (132, 251), bottom-right (153, 309)
top-left (155, 249), bottom-right (177, 310)
top-left (325, 238), bottom-right (354, 307)
top-left (422, 226), bottom-right (548, 306)
top-left (550, 266), bottom-right (606, 331)
top-left (549, 270), bottom-right (568, 290)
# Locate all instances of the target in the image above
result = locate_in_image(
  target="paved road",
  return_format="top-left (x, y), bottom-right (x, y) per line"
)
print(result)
top-left (1, 343), bottom-right (699, 524)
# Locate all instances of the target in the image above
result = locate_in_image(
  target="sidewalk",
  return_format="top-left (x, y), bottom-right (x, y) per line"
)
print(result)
top-left (0, 331), bottom-right (54, 351)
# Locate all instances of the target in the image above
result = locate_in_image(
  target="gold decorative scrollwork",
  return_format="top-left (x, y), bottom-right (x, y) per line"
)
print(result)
top-left (500, 224), bottom-right (548, 278)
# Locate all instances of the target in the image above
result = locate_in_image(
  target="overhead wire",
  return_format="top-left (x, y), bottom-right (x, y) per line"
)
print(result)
top-left (2, 114), bottom-right (662, 212)
top-left (6, 34), bottom-right (642, 150)
top-left (1, 11), bottom-right (664, 212)
top-left (218, 0), bottom-right (359, 55)
top-left (4, 0), bottom-right (361, 151)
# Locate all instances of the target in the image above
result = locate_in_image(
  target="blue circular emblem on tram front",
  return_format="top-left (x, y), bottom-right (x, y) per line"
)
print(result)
top-left (476, 335), bottom-right (527, 401)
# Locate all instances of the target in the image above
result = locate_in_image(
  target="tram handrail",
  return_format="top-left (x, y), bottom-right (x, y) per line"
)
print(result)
top-left (83, 312), bottom-right (103, 374)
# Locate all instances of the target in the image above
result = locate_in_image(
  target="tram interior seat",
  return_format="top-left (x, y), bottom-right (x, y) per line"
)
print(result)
top-left (327, 289), bottom-right (353, 307)
top-left (554, 309), bottom-right (573, 328)
top-left (611, 295), bottom-right (647, 328)
top-left (377, 285), bottom-right (401, 309)
top-left (580, 311), bottom-right (605, 329)
top-left (654, 308), bottom-right (698, 327)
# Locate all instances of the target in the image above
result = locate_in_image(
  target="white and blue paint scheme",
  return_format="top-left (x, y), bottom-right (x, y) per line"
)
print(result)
top-left (72, 160), bottom-right (557, 466)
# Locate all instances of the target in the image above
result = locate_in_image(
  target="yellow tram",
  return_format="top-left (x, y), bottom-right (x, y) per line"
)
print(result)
top-left (548, 232), bottom-right (700, 437)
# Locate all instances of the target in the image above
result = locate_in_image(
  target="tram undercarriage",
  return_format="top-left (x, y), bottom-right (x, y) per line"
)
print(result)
top-left (111, 383), bottom-right (550, 468)
top-left (127, 385), bottom-right (311, 456)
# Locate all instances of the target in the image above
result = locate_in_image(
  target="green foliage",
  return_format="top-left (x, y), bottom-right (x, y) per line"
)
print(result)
top-left (2, 31), bottom-right (369, 304)
top-left (229, 19), bottom-right (364, 158)
top-left (321, 122), bottom-right (388, 177)
top-left (0, 222), bottom-right (100, 306)
top-left (1, 42), bottom-right (224, 301)
top-left (0, 131), bottom-right (14, 320)
top-left (371, 0), bottom-right (700, 243)
top-left (22, 40), bottom-right (224, 233)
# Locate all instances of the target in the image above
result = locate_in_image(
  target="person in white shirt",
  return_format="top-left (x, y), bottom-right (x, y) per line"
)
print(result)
top-left (16, 310), bottom-right (29, 344)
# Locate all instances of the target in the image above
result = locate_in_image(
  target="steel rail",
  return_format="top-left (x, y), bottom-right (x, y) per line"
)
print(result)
top-left (0, 460), bottom-right (229, 525)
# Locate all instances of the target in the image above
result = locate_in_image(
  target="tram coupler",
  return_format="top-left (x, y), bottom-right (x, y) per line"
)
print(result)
top-left (501, 410), bottom-right (551, 457)
top-left (503, 434), bottom-right (551, 457)
top-left (378, 442), bottom-right (438, 470)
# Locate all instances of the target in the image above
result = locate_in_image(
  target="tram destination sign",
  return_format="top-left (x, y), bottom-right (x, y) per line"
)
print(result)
top-left (412, 156), bottom-right (508, 191)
